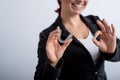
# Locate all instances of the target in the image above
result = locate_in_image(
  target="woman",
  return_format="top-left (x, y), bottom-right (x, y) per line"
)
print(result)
top-left (34, 0), bottom-right (120, 80)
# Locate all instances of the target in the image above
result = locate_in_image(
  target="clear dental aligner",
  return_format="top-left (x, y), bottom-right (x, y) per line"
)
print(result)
top-left (93, 35), bottom-right (98, 39)
top-left (58, 29), bottom-right (73, 44)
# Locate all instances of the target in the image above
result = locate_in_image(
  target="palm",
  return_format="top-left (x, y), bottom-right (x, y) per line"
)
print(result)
top-left (45, 27), bottom-right (72, 65)
top-left (97, 32), bottom-right (116, 53)
top-left (46, 38), bottom-right (65, 63)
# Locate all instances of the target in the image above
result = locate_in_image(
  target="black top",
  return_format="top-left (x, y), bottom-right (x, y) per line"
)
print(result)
top-left (34, 15), bottom-right (120, 80)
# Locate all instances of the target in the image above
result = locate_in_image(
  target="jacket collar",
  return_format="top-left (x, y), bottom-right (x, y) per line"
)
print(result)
top-left (81, 15), bottom-right (100, 35)
top-left (55, 14), bottom-right (99, 41)
top-left (55, 15), bottom-right (70, 40)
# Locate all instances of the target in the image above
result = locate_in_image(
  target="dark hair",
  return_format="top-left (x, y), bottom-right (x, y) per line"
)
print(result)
top-left (55, 0), bottom-right (61, 13)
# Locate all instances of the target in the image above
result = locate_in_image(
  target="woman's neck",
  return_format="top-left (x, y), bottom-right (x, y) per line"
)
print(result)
top-left (60, 12), bottom-right (82, 27)
top-left (60, 12), bottom-right (89, 39)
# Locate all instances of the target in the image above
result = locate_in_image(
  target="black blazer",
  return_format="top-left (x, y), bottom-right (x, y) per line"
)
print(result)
top-left (34, 15), bottom-right (120, 80)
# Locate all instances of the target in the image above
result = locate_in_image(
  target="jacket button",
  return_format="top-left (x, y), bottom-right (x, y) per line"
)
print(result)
top-left (94, 72), bottom-right (97, 75)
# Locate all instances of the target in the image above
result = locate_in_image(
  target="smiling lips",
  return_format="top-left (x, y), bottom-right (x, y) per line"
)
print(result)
top-left (72, 3), bottom-right (84, 9)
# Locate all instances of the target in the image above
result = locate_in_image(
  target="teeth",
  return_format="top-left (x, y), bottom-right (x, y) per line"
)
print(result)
top-left (75, 4), bottom-right (82, 8)
top-left (73, 3), bottom-right (83, 8)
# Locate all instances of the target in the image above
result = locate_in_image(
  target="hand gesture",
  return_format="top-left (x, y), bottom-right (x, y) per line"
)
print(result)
top-left (93, 19), bottom-right (116, 54)
top-left (46, 26), bottom-right (72, 67)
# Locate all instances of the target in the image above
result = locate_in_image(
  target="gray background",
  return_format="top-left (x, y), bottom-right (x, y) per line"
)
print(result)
top-left (0, 0), bottom-right (120, 80)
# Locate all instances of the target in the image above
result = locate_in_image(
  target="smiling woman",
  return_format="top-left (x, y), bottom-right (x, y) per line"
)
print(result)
top-left (34, 0), bottom-right (120, 80)
top-left (1, 0), bottom-right (120, 80)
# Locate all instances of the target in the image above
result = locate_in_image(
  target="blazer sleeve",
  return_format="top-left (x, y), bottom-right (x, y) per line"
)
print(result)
top-left (34, 31), bottom-right (63, 80)
top-left (100, 37), bottom-right (120, 62)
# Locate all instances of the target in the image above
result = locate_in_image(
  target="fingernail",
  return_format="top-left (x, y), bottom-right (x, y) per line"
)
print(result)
top-left (103, 19), bottom-right (105, 22)
top-left (57, 26), bottom-right (60, 29)
top-left (96, 20), bottom-right (100, 23)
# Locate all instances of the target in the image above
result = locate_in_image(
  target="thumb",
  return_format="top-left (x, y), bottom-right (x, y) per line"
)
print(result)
top-left (92, 30), bottom-right (102, 47)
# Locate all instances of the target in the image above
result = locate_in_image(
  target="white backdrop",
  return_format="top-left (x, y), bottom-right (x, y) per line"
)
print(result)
top-left (0, 0), bottom-right (120, 80)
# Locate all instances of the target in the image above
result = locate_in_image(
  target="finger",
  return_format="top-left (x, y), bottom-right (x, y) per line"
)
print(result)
top-left (48, 26), bottom-right (61, 39)
top-left (48, 33), bottom-right (60, 42)
top-left (49, 32), bottom-right (59, 39)
top-left (49, 26), bottom-right (61, 35)
top-left (48, 34), bottom-right (59, 40)
top-left (56, 26), bottom-right (61, 33)
top-left (96, 20), bottom-right (106, 32)
top-left (111, 24), bottom-right (116, 36)
top-left (102, 19), bottom-right (111, 33)
top-left (92, 30), bottom-right (102, 47)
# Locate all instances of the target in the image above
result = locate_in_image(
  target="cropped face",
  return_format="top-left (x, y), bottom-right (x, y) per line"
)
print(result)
top-left (60, 0), bottom-right (89, 15)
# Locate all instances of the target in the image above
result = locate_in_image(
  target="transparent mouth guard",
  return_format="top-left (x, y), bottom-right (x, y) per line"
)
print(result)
top-left (58, 29), bottom-right (73, 44)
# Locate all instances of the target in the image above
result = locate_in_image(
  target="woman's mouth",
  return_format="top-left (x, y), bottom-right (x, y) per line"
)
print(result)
top-left (72, 3), bottom-right (84, 9)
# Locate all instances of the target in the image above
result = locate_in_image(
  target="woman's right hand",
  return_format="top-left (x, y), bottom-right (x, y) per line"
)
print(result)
top-left (46, 26), bottom-right (72, 67)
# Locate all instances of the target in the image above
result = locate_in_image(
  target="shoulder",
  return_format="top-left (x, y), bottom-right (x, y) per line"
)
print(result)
top-left (81, 14), bottom-right (102, 31)
top-left (39, 19), bottom-right (58, 39)
top-left (86, 14), bottom-right (101, 22)
top-left (43, 22), bottom-right (57, 34)
top-left (39, 15), bottom-right (62, 37)
top-left (80, 14), bottom-right (102, 24)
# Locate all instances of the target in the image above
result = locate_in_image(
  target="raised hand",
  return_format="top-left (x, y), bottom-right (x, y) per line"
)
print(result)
top-left (46, 26), bottom-right (72, 67)
top-left (92, 19), bottom-right (116, 54)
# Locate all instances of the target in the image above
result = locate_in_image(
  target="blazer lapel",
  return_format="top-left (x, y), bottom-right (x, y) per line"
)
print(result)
top-left (80, 15), bottom-right (101, 35)
top-left (81, 15), bottom-right (105, 68)
top-left (55, 15), bottom-right (73, 41)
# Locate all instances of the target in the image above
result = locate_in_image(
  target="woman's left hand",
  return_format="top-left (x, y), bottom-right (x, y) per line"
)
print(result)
top-left (92, 19), bottom-right (116, 54)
